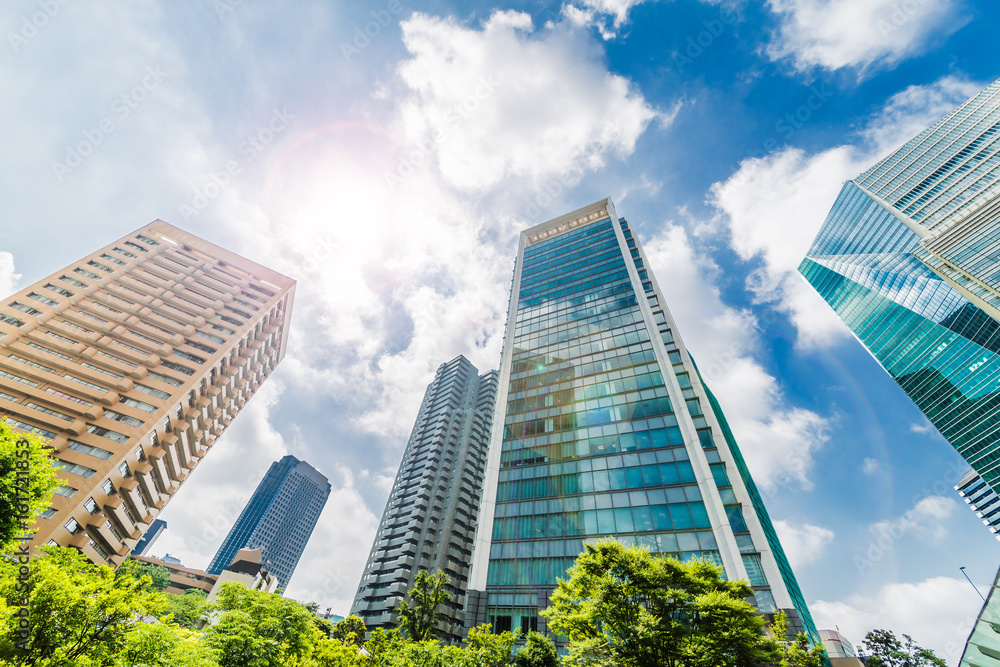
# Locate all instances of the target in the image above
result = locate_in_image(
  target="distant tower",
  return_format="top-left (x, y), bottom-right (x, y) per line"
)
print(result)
top-left (207, 455), bottom-right (330, 591)
top-left (131, 518), bottom-right (167, 557)
top-left (0, 220), bottom-right (295, 566)
top-left (465, 199), bottom-right (818, 642)
top-left (351, 355), bottom-right (498, 643)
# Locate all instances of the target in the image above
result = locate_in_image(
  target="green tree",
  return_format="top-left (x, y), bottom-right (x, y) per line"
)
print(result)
top-left (395, 570), bottom-right (452, 642)
top-left (463, 623), bottom-right (519, 666)
top-left (0, 422), bottom-right (59, 555)
top-left (117, 556), bottom-right (171, 592)
top-left (541, 538), bottom-right (780, 667)
top-left (0, 546), bottom-right (166, 666)
top-left (331, 615), bottom-right (367, 648)
top-left (163, 589), bottom-right (209, 629)
top-left (769, 612), bottom-right (826, 667)
top-left (116, 621), bottom-right (219, 667)
top-left (514, 631), bottom-right (559, 667)
top-left (310, 636), bottom-right (363, 666)
top-left (204, 582), bottom-right (322, 667)
top-left (861, 629), bottom-right (946, 667)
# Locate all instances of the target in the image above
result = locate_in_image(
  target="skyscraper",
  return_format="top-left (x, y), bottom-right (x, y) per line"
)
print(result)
top-left (207, 454), bottom-right (330, 591)
top-left (800, 78), bottom-right (1000, 494)
top-left (131, 518), bottom-right (167, 557)
top-left (465, 199), bottom-right (818, 640)
top-left (0, 220), bottom-right (294, 565)
top-left (351, 355), bottom-right (498, 642)
top-left (957, 470), bottom-right (1000, 541)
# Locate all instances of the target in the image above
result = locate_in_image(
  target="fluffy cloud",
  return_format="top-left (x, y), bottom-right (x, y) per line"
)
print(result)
top-left (765, 0), bottom-right (968, 73)
top-left (861, 457), bottom-right (881, 476)
top-left (773, 520), bottom-right (835, 568)
top-left (710, 76), bottom-right (982, 349)
top-left (812, 577), bottom-right (981, 660)
top-left (395, 10), bottom-right (659, 190)
top-left (0, 252), bottom-right (19, 298)
top-left (643, 224), bottom-right (831, 491)
top-left (870, 495), bottom-right (958, 543)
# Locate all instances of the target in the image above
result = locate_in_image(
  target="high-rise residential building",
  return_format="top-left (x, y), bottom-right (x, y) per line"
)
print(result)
top-left (206, 454), bottom-right (330, 591)
top-left (465, 199), bottom-right (818, 641)
top-left (131, 518), bottom-right (167, 556)
top-left (0, 220), bottom-right (295, 566)
top-left (800, 78), bottom-right (1000, 494)
top-left (351, 355), bottom-right (498, 642)
top-left (956, 470), bottom-right (1000, 541)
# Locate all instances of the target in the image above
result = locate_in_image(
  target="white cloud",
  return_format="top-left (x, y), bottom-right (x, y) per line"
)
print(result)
top-left (870, 495), bottom-right (957, 543)
top-left (765, 0), bottom-right (967, 73)
top-left (0, 252), bottom-right (19, 297)
top-left (861, 457), bottom-right (881, 476)
top-left (643, 224), bottom-right (831, 491)
top-left (773, 520), bottom-right (834, 568)
top-left (395, 10), bottom-right (659, 190)
top-left (710, 76), bottom-right (982, 349)
top-left (812, 577), bottom-right (981, 661)
top-left (911, 421), bottom-right (935, 435)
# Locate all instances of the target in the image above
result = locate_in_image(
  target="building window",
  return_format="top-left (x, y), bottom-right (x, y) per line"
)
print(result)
top-left (102, 479), bottom-right (115, 495)
top-left (68, 440), bottom-right (113, 460)
top-left (53, 485), bottom-right (77, 498)
top-left (87, 425), bottom-right (129, 443)
top-left (120, 397), bottom-right (156, 413)
top-left (84, 498), bottom-right (98, 514)
top-left (0, 313), bottom-right (25, 327)
top-left (65, 518), bottom-right (80, 534)
top-left (54, 460), bottom-right (97, 478)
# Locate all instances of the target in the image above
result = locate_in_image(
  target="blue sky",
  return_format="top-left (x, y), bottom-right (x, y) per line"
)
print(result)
top-left (2, 0), bottom-right (999, 658)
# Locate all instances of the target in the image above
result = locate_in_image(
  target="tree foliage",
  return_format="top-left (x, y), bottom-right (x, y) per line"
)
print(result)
top-left (116, 621), bottom-right (219, 667)
top-left (163, 589), bottom-right (209, 629)
top-left (0, 422), bottom-right (59, 555)
top-left (769, 612), bottom-right (826, 667)
top-left (117, 556), bottom-right (171, 592)
top-left (861, 628), bottom-right (947, 667)
top-left (395, 569), bottom-right (452, 642)
top-left (331, 615), bottom-right (367, 647)
top-left (203, 581), bottom-right (322, 667)
top-left (0, 546), bottom-right (166, 666)
top-left (541, 539), bottom-right (781, 667)
top-left (514, 631), bottom-right (559, 667)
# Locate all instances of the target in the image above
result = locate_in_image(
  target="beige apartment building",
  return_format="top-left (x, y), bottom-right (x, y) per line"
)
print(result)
top-left (0, 220), bottom-right (295, 565)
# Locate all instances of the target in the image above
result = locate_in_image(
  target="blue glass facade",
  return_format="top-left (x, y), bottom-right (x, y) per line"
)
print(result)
top-left (800, 78), bottom-right (1000, 495)
top-left (468, 199), bottom-right (818, 642)
top-left (207, 454), bottom-right (330, 590)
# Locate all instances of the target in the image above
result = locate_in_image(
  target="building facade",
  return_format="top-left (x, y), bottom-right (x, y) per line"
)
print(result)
top-left (133, 553), bottom-right (219, 595)
top-left (465, 199), bottom-right (818, 641)
top-left (207, 454), bottom-right (330, 591)
top-left (800, 78), bottom-right (1000, 494)
top-left (0, 220), bottom-right (295, 566)
top-left (351, 355), bottom-right (498, 642)
top-left (961, 564), bottom-right (1000, 666)
top-left (957, 469), bottom-right (1000, 541)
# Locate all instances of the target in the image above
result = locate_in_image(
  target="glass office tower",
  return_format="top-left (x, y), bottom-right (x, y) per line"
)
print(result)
top-left (352, 356), bottom-right (498, 642)
top-left (466, 199), bottom-right (818, 641)
top-left (800, 79), bottom-right (1000, 496)
top-left (207, 454), bottom-right (330, 591)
